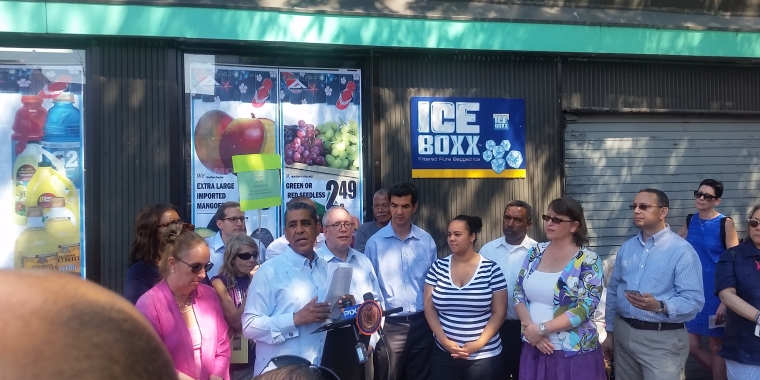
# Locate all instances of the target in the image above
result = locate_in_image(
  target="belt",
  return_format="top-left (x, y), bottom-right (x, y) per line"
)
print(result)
top-left (621, 316), bottom-right (684, 331)
top-left (385, 312), bottom-right (424, 323)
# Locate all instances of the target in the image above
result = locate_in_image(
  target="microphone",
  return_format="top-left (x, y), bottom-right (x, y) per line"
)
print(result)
top-left (311, 293), bottom-right (402, 334)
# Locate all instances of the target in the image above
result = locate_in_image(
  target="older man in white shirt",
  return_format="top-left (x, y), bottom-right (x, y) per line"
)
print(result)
top-left (317, 206), bottom-right (383, 380)
top-left (479, 200), bottom-right (537, 380)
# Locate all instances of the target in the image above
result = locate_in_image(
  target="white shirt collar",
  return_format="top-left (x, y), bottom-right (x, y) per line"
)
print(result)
top-left (496, 235), bottom-right (537, 253)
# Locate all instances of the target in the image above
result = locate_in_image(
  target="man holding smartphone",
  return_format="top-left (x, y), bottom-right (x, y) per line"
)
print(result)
top-left (603, 189), bottom-right (705, 380)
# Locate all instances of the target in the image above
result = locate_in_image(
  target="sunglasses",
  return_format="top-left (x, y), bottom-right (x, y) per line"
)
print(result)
top-left (541, 215), bottom-right (574, 224)
top-left (236, 252), bottom-right (259, 261)
top-left (694, 191), bottom-right (718, 201)
top-left (749, 219), bottom-right (760, 228)
top-left (176, 257), bottom-right (214, 274)
top-left (629, 204), bottom-right (663, 211)
top-left (157, 220), bottom-right (195, 232)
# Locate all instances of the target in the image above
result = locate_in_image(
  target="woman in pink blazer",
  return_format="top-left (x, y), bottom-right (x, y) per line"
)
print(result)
top-left (137, 223), bottom-right (231, 380)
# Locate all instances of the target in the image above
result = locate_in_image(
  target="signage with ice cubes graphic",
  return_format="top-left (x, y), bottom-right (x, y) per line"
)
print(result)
top-left (410, 96), bottom-right (526, 178)
top-left (482, 139), bottom-right (523, 174)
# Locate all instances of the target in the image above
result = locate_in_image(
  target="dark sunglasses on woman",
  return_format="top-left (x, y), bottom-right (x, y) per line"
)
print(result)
top-left (176, 258), bottom-right (214, 274)
top-left (158, 220), bottom-right (195, 232)
top-left (236, 253), bottom-right (259, 261)
top-left (694, 190), bottom-right (717, 201)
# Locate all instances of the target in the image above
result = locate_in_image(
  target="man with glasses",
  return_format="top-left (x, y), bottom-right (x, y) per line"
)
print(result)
top-left (603, 188), bottom-right (705, 380)
top-left (365, 182), bottom-right (436, 380)
top-left (479, 200), bottom-right (537, 380)
top-left (354, 189), bottom-right (391, 253)
top-left (264, 197), bottom-right (326, 261)
top-left (206, 201), bottom-right (266, 278)
top-left (318, 206), bottom-right (383, 380)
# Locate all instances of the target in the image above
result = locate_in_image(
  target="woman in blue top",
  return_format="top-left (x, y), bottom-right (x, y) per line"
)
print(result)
top-left (211, 233), bottom-right (261, 380)
top-left (677, 179), bottom-right (739, 380)
top-left (715, 204), bottom-right (760, 379)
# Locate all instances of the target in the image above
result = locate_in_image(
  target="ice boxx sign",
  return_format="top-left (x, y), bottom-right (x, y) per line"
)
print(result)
top-left (410, 97), bottom-right (526, 178)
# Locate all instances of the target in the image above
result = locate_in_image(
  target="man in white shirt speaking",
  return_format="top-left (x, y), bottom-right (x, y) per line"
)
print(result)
top-left (479, 200), bottom-right (538, 380)
top-left (242, 201), bottom-right (334, 375)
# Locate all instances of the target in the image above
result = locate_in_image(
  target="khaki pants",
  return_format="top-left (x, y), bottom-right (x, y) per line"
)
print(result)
top-left (613, 316), bottom-right (688, 380)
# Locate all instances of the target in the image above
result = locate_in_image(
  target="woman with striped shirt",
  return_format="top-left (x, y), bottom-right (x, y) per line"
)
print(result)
top-left (424, 215), bottom-right (508, 380)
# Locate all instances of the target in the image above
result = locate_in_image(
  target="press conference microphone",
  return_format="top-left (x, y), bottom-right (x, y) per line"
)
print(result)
top-left (312, 293), bottom-right (403, 333)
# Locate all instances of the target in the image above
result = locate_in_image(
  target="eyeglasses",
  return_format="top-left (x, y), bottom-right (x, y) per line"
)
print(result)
top-left (749, 219), bottom-right (760, 228)
top-left (694, 191), bottom-right (718, 201)
top-left (158, 220), bottom-right (183, 228)
top-left (182, 222), bottom-right (195, 232)
top-left (326, 222), bottom-right (353, 230)
top-left (373, 204), bottom-right (390, 210)
top-left (541, 215), bottom-right (574, 224)
top-left (176, 257), bottom-right (214, 274)
top-left (629, 204), bottom-right (664, 211)
top-left (236, 252), bottom-right (259, 261)
top-left (222, 216), bottom-right (248, 223)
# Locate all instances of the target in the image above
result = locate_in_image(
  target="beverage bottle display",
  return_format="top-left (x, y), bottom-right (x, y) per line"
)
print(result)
top-left (41, 94), bottom-right (82, 188)
top-left (14, 206), bottom-right (59, 270)
top-left (11, 141), bottom-right (65, 225)
top-left (11, 95), bottom-right (47, 158)
top-left (25, 160), bottom-right (80, 223)
top-left (45, 197), bottom-right (80, 274)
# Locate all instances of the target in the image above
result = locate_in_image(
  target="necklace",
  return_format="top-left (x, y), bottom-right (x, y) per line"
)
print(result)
top-left (175, 295), bottom-right (192, 313)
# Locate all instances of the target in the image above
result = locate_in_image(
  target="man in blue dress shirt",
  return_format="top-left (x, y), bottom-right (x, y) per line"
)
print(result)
top-left (242, 202), bottom-right (334, 375)
top-left (603, 188), bottom-right (705, 380)
top-left (365, 182), bottom-right (437, 380)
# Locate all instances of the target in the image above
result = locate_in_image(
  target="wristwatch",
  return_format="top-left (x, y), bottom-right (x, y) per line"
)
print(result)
top-left (657, 301), bottom-right (667, 316)
top-left (539, 322), bottom-right (550, 336)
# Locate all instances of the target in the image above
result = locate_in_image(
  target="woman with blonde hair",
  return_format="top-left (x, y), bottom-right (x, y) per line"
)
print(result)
top-left (211, 234), bottom-right (261, 379)
top-left (136, 223), bottom-right (231, 380)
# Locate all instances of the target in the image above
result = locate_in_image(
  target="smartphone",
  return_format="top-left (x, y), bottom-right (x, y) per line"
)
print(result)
top-left (624, 289), bottom-right (643, 297)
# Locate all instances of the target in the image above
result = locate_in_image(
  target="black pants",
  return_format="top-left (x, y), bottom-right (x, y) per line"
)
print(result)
top-left (499, 319), bottom-right (522, 380)
top-left (321, 325), bottom-right (367, 380)
top-left (373, 313), bottom-right (432, 380)
top-left (430, 345), bottom-right (503, 380)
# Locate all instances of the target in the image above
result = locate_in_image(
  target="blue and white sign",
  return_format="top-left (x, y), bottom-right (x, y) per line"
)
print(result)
top-left (410, 97), bottom-right (526, 178)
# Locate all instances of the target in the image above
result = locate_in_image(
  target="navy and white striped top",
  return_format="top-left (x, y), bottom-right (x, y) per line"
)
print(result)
top-left (425, 255), bottom-right (507, 360)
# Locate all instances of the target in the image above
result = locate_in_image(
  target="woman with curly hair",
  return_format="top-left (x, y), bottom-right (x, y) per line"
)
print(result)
top-left (124, 204), bottom-right (181, 304)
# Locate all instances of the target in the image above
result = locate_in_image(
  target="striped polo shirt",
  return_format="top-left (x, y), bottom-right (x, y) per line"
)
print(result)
top-left (425, 255), bottom-right (507, 360)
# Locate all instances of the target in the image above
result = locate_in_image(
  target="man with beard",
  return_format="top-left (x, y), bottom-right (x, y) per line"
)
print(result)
top-left (479, 200), bottom-right (537, 379)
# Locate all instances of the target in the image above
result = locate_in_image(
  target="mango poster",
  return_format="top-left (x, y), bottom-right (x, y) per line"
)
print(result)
top-left (189, 65), bottom-right (280, 245)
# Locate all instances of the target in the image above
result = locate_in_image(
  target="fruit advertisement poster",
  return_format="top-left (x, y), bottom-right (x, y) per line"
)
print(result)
top-left (0, 58), bottom-right (86, 276)
top-left (188, 58), bottom-right (364, 241)
top-left (189, 64), bottom-right (280, 245)
top-left (280, 69), bottom-right (363, 222)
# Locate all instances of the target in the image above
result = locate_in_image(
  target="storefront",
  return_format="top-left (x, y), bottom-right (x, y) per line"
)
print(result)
top-left (2, 2), bottom-right (760, 315)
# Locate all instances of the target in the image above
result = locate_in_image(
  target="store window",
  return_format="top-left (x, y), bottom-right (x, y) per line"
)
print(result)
top-left (184, 54), bottom-right (364, 247)
top-left (0, 48), bottom-right (86, 275)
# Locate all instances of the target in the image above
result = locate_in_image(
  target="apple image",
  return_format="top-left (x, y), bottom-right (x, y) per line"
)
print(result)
top-left (194, 110), bottom-right (233, 173)
top-left (219, 114), bottom-right (274, 172)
